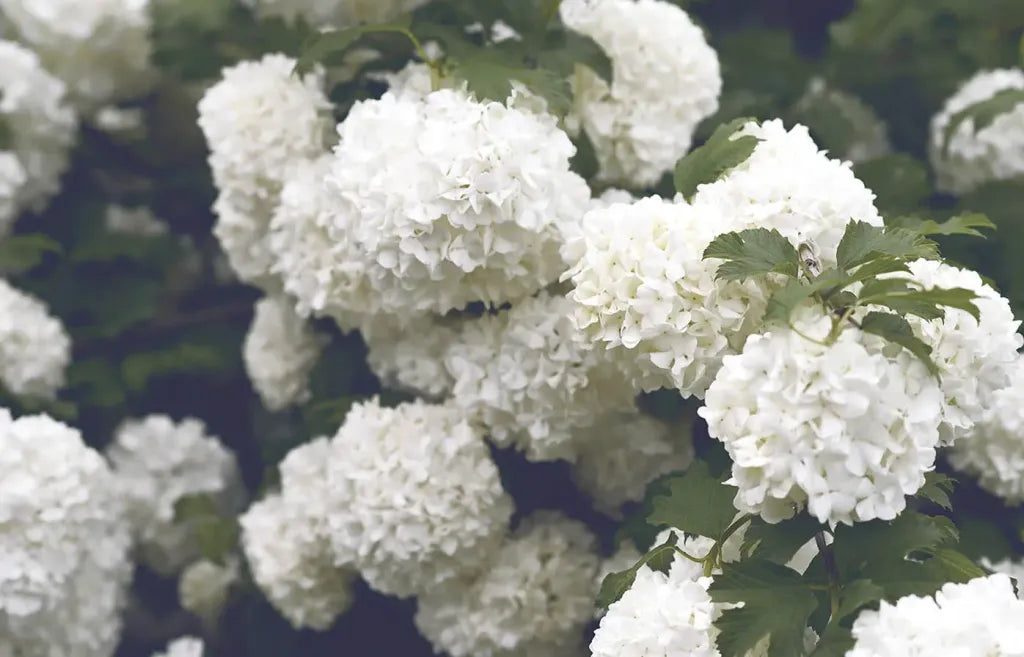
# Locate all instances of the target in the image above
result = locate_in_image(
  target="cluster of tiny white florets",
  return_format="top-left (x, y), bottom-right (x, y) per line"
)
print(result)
top-left (106, 415), bottom-right (244, 575)
top-left (178, 556), bottom-right (240, 626)
top-left (791, 77), bottom-right (891, 164)
top-left (197, 54), bottom-right (332, 287)
top-left (0, 279), bottom-right (71, 400)
top-left (560, 0), bottom-right (721, 188)
top-left (848, 575), bottom-right (1024, 656)
top-left (930, 68), bottom-right (1024, 195)
top-left (150, 637), bottom-right (204, 657)
top-left (415, 512), bottom-right (601, 657)
top-left (324, 398), bottom-right (513, 597)
top-left (240, 0), bottom-right (430, 28)
top-left (700, 308), bottom-right (944, 526)
top-left (0, 0), bottom-right (154, 111)
top-left (0, 39), bottom-right (76, 235)
top-left (243, 294), bottom-right (327, 411)
top-left (327, 87), bottom-right (591, 314)
top-left (362, 313), bottom-right (460, 399)
top-left (0, 409), bottom-right (133, 657)
top-left (104, 205), bottom-right (168, 237)
top-left (446, 291), bottom-right (636, 462)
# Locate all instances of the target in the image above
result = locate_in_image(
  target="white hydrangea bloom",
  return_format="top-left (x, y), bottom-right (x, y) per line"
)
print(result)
top-left (0, 410), bottom-right (132, 657)
top-left (197, 54), bottom-right (332, 286)
top-left (324, 398), bottom-right (513, 598)
top-left (243, 294), bottom-right (327, 411)
top-left (930, 68), bottom-right (1024, 195)
top-left (241, 437), bottom-right (357, 631)
top-left (0, 279), bottom-right (71, 399)
top-left (151, 637), bottom-right (204, 657)
top-left (104, 205), bottom-right (167, 237)
top-left (106, 415), bottom-right (244, 575)
top-left (362, 313), bottom-right (459, 399)
top-left (572, 412), bottom-right (693, 515)
top-left (560, 0), bottom-right (721, 188)
top-left (178, 556), bottom-right (240, 626)
top-left (446, 291), bottom-right (637, 462)
top-left (327, 87), bottom-right (591, 314)
top-left (0, 0), bottom-right (154, 111)
top-left (0, 40), bottom-right (76, 235)
top-left (564, 196), bottom-right (766, 396)
top-left (241, 0), bottom-right (430, 28)
top-left (699, 308), bottom-right (944, 526)
top-left (415, 512), bottom-right (601, 657)
top-left (983, 558), bottom-right (1024, 598)
top-left (848, 575), bottom-right (1024, 656)
top-left (885, 259), bottom-right (1022, 444)
top-left (791, 78), bottom-right (891, 164)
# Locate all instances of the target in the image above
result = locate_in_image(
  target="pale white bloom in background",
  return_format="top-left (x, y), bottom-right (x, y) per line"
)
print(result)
top-left (982, 558), bottom-right (1024, 599)
top-left (0, 279), bottom-right (71, 399)
top-left (243, 294), bottom-right (327, 411)
top-left (930, 68), bottom-right (1024, 195)
top-left (178, 556), bottom-right (240, 627)
top-left (0, 410), bottom-right (132, 657)
top-left (847, 575), bottom-right (1024, 656)
top-left (415, 512), bottom-right (601, 657)
top-left (560, 0), bottom-right (721, 188)
top-left (106, 415), bottom-right (245, 575)
top-left (362, 312), bottom-right (460, 399)
top-left (240, 0), bottom-right (431, 28)
top-left (104, 205), bottom-right (168, 237)
top-left (150, 637), bottom-right (204, 657)
top-left (790, 77), bottom-right (891, 164)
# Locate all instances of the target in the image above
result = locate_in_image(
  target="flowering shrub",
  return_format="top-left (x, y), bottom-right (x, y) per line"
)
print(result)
top-left (1, 1), bottom-right (1024, 657)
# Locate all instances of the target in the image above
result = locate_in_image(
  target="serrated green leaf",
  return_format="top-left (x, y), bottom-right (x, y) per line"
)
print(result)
top-left (809, 626), bottom-right (854, 657)
top-left (916, 472), bottom-right (955, 511)
top-left (743, 514), bottom-right (822, 565)
top-left (890, 213), bottom-right (996, 238)
top-left (926, 548), bottom-right (987, 582)
top-left (451, 55), bottom-right (572, 115)
top-left (863, 286), bottom-right (980, 322)
top-left (646, 531), bottom-right (679, 574)
top-left (675, 117), bottom-right (760, 200)
top-left (847, 257), bottom-right (911, 282)
top-left (647, 461), bottom-right (739, 539)
top-left (831, 511), bottom-right (958, 582)
top-left (0, 234), bottom-right (62, 274)
top-left (595, 534), bottom-right (679, 608)
top-left (836, 221), bottom-right (938, 271)
top-left (837, 579), bottom-right (884, 620)
top-left (859, 311), bottom-right (939, 376)
top-left (764, 269), bottom-right (854, 324)
top-left (703, 228), bottom-right (801, 282)
top-left (943, 88), bottom-right (1024, 155)
top-left (294, 19), bottom-right (414, 75)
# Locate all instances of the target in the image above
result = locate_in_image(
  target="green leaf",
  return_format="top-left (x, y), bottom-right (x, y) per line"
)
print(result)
top-left (674, 117), bottom-right (760, 200)
top-left (942, 88), bottom-right (1024, 155)
top-left (293, 19), bottom-right (414, 75)
top-left (570, 129), bottom-right (600, 180)
top-left (836, 221), bottom-right (938, 271)
top-left (451, 54), bottom-right (572, 115)
top-left (808, 626), bottom-right (854, 657)
top-left (536, 29), bottom-right (613, 83)
top-left (763, 269), bottom-right (852, 324)
top-left (864, 286), bottom-right (980, 323)
top-left (66, 359), bottom-right (126, 408)
top-left (926, 548), bottom-right (987, 582)
top-left (122, 342), bottom-right (228, 392)
top-left (710, 559), bottom-right (818, 657)
top-left (890, 213), bottom-right (996, 238)
top-left (831, 511), bottom-right (958, 581)
top-left (859, 311), bottom-right (939, 376)
top-left (0, 234), bottom-right (62, 274)
top-left (174, 493), bottom-right (221, 522)
top-left (647, 461), bottom-right (739, 539)
top-left (837, 579), bottom-right (884, 620)
top-left (916, 472), bottom-right (955, 511)
top-left (195, 516), bottom-right (241, 565)
top-left (846, 257), bottom-right (911, 282)
top-left (595, 534), bottom-right (679, 608)
top-left (743, 514), bottom-right (822, 565)
top-left (703, 228), bottom-right (801, 282)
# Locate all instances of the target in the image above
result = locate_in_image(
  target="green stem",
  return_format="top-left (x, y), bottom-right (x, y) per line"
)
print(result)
top-left (815, 530), bottom-right (841, 623)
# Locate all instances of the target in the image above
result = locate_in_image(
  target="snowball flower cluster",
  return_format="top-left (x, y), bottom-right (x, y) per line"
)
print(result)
top-left (106, 415), bottom-right (244, 575)
top-left (848, 575), bottom-right (1024, 656)
top-left (362, 313), bottom-right (460, 399)
top-left (415, 512), bottom-right (600, 657)
top-left (0, 0), bottom-right (154, 111)
top-left (243, 294), bottom-right (327, 411)
top-left (0, 410), bottom-right (132, 657)
top-left (151, 637), bottom-right (204, 657)
top-left (327, 87), bottom-right (590, 314)
top-left (700, 308), bottom-right (944, 525)
top-left (0, 279), bottom-right (71, 399)
top-left (930, 68), bottom-right (1024, 195)
top-left (178, 556), bottom-right (240, 626)
top-left (446, 291), bottom-right (636, 462)
top-left (324, 398), bottom-right (513, 597)
top-left (790, 78), bottom-right (891, 164)
top-left (560, 0), bottom-right (721, 188)
top-left (0, 40), bottom-right (76, 236)
top-left (240, 0), bottom-right (429, 28)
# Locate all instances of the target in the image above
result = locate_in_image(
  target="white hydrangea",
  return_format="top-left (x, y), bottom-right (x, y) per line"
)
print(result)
top-left (699, 308), bottom-right (944, 526)
top-left (446, 291), bottom-right (637, 462)
top-left (178, 556), bottom-right (240, 626)
top-left (0, 0), bottom-right (154, 111)
top-left (0, 40), bottom-right (76, 235)
top-left (327, 87), bottom-right (591, 314)
top-left (240, 0), bottom-right (430, 28)
top-left (560, 0), bottom-right (721, 188)
top-left (0, 279), bottom-right (71, 399)
top-left (0, 409), bottom-right (132, 657)
top-left (791, 78), bottom-right (891, 164)
top-left (104, 205), bottom-right (167, 237)
top-left (848, 575), bottom-right (1024, 656)
top-left (415, 512), bottom-right (601, 657)
top-left (241, 437), bottom-right (356, 631)
top-left (886, 259), bottom-right (1022, 443)
top-left (949, 357), bottom-right (1024, 503)
top-left (151, 637), bottom-right (204, 657)
top-left (929, 68), bottom-right (1024, 195)
top-left (324, 398), bottom-right (513, 598)
top-left (243, 294), bottom-right (327, 411)
top-left (983, 558), bottom-right (1024, 598)
top-left (564, 196), bottom-right (766, 396)
top-left (572, 412), bottom-right (693, 515)
top-left (106, 415), bottom-right (244, 575)
top-left (197, 54), bottom-right (332, 286)
top-left (362, 313), bottom-right (459, 399)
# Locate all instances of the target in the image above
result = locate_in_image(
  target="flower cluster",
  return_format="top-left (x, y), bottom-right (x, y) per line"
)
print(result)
top-left (0, 279), bottom-right (71, 399)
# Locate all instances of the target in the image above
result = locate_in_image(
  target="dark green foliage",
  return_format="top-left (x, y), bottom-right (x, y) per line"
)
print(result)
top-left (703, 228), bottom-right (801, 282)
top-left (674, 117), bottom-right (760, 200)
top-left (647, 461), bottom-right (739, 539)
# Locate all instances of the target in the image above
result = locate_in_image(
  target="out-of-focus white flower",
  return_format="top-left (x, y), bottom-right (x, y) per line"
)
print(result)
top-left (699, 308), bottom-right (944, 526)
top-left (983, 558), bottom-right (1024, 599)
top-left (240, 0), bottom-right (430, 28)
top-left (0, 39), bottom-right (76, 235)
top-left (446, 291), bottom-right (637, 462)
top-left (791, 77), bottom-right (891, 164)
top-left (560, 0), bottom-right (721, 188)
top-left (0, 279), bottom-right (70, 399)
top-left (0, 0), bottom-right (154, 111)
top-left (0, 409), bottom-right (133, 657)
top-left (178, 556), bottom-right (240, 626)
top-left (151, 637), bottom-right (204, 657)
top-left (324, 398), bottom-right (513, 598)
top-left (104, 205), bottom-right (168, 237)
top-left (92, 106), bottom-right (145, 136)
top-left (415, 512), bottom-right (601, 657)
top-left (243, 294), bottom-right (327, 411)
top-left (362, 313), bottom-right (459, 399)
top-left (930, 68), bottom-right (1024, 195)
top-left (848, 575), bottom-right (1024, 656)
top-left (106, 415), bottom-right (244, 575)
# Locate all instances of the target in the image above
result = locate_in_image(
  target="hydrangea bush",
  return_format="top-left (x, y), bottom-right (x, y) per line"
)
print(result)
top-left (1, 1), bottom-right (1024, 656)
